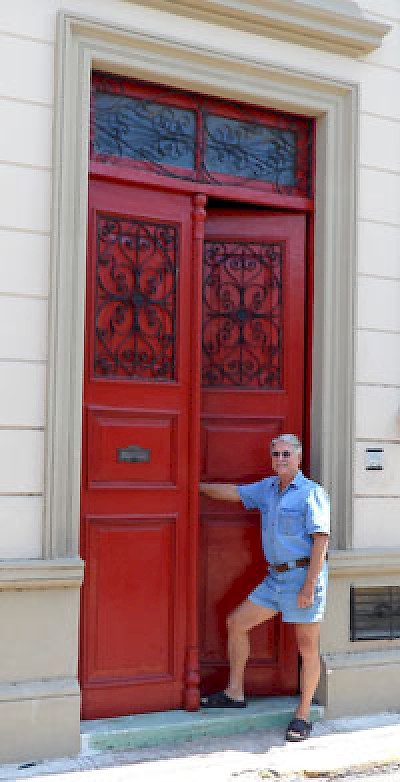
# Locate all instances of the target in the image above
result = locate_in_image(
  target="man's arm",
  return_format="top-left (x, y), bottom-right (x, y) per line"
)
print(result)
top-left (297, 533), bottom-right (329, 609)
top-left (199, 483), bottom-right (241, 502)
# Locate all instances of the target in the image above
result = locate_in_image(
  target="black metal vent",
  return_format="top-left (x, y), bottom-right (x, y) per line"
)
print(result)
top-left (350, 586), bottom-right (400, 641)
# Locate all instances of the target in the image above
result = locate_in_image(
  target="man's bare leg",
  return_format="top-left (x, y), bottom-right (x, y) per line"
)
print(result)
top-left (225, 600), bottom-right (277, 701)
top-left (294, 622), bottom-right (321, 720)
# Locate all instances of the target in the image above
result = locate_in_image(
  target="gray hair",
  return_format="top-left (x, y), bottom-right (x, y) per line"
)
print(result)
top-left (270, 434), bottom-right (302, 453)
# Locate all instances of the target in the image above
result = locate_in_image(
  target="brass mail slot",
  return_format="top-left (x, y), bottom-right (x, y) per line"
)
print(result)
top-left (117, 445), bottom-right (151, 464)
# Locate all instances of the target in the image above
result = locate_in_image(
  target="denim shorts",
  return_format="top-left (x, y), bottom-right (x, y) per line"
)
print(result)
top-left (248, 561), bottom-right (328, 623)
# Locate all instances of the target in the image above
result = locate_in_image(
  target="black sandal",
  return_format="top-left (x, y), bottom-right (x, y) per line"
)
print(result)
top-left (200, 691), bottom-right (247, 709)
top-left (285, 717), bottom-right (312, 741)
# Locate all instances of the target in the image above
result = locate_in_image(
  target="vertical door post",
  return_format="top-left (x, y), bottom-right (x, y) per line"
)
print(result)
top-left (184, 193), bottom-right (207, 710)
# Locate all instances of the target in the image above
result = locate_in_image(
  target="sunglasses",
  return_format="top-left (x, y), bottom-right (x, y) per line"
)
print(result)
top-left (271, 450), bottom-right (292, 458)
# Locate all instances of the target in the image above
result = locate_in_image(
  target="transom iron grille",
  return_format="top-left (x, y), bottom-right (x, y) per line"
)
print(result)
top-left (204, 114), bottom-right (297, 188)
top-left (202, 240), bottom-right (283, 388)
top-left (94, 215), bottom-right (178, 380)
top-left (350, 586), bottom-right (400, 641)
top-left (91, 73), bottom-right (313, 197)
top-left (94, 90), bottom-right (196, 170)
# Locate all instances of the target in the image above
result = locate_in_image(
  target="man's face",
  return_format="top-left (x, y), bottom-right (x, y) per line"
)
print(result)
top-left (270, 442), bottom-right (301, 480)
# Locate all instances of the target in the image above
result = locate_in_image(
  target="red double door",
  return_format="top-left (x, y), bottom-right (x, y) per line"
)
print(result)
top-left (80, 178), bottom-right (306, 718)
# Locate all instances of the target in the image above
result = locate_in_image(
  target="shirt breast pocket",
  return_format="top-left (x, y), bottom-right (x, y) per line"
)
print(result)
top-left (280, 509), bottom-right (303, 536)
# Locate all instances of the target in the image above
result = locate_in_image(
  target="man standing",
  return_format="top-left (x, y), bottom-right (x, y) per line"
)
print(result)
top-left (199, 434), bottom-right (329, 742)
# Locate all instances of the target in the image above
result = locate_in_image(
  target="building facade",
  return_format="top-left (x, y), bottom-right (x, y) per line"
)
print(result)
top-left (0, 0), bottom-right (399, 764)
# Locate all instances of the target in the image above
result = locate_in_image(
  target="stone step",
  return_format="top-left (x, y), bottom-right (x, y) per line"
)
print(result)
top-left (81, 697), bottom-right (323, 752)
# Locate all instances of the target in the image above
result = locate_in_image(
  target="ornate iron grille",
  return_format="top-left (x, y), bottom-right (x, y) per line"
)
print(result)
top-left (94, 91), bottom-right (196, 171)
top-left (94, 215), bottom-right (178, 380)
top-left (204, 114), bottom-right (297, 189)
top-left (91, 76), bottom-right (313, 197)
top-left (202, 240), bottom-right (283, 387)
top-left (350, 586), bottom-right (400, 641)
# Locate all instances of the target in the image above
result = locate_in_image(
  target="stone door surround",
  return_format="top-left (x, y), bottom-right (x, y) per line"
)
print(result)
top-left (46, 8), bottom-right (361, 561)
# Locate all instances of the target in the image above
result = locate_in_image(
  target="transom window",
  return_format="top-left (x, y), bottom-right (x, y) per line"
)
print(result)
top-left (91, 72), bottom-right (313, 197)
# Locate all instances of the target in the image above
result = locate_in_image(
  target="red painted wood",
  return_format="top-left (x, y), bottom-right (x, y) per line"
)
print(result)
top-left (183, 194), bottom-right (207, 711)
top-left (200, 209), bottom-right (306, 695)
top-left (90, 163), bottom-right (314, 213)
top-left (303, 212), bottom-right (315, 477)
top-left (80, 180), bottom-right (193, 718)
top-left (303, 120), bottom-right (317, 475)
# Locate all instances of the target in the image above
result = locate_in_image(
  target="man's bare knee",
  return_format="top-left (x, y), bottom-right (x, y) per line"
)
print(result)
top-left (295, 623), bottom-right (320, 659)
top-left (226, 608), bottom-right (247, 635)
top-left (227, 601), bottom-right (276, 634)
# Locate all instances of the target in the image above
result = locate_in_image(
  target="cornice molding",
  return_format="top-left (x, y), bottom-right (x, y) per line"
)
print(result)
top-left (322, 648), bottom-right (400, 669)
top-left (140, 0), bottom-right (391, 57)
top-left (329, 548), bottom-right (400, 576)
top-left (0, 558), bottom-right (84, 589)
top-left (0, 678), bottom-right (79, 702)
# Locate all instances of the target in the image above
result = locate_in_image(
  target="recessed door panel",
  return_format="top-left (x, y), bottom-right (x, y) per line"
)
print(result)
top-left (87, 407), bottom-right (178, 487)
top-left (200, 513), bottom-right (267, 655)
top-left (84, 515), bottom-right (176, 680)
top-left (202, 416), bottom-right (285, 483)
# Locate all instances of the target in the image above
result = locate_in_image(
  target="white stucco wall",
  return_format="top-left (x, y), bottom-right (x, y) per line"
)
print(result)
top-left (0, 0), bottom-right (399, 556)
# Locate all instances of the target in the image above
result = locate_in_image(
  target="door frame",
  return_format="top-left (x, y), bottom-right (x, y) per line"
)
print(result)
top-left (45, 12), bottom-right (357, 566)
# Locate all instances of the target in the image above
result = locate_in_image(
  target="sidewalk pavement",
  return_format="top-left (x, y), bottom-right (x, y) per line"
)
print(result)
top-left (2, 713), bottom-right (400, 782)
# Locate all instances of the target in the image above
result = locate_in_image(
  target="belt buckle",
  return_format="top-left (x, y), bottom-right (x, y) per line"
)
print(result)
top-left (287, 560), bottom-right (296, 570)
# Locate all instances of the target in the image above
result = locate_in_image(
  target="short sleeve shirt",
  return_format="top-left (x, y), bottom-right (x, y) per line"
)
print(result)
top-left (237, 471), bottom-right (330, 565)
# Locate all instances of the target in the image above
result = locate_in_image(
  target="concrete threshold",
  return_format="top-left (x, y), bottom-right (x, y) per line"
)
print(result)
top-left (2, 711), bottom-right (400, 780)
top-left (81, 696), bottom-right (323, 752)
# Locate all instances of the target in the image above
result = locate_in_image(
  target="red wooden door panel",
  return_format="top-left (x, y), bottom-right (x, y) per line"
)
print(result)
top-left (200, 210), bottom-right (305, 695)
top-left (81, 180), bottom-right (192, 718)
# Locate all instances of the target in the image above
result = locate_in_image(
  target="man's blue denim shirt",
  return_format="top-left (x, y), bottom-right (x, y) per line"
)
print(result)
top-left (237, 470), bottom-right (330, 565)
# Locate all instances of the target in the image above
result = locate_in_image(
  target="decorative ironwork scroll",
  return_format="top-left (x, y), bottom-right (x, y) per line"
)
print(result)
top-left (204, 114), bottom-right (296, 188)
top-left (95, 215), bottom-right (178, 380)
top-left (91, 75), bottom-right (313, 197)
top-left (94, 91), bottom-right (196, 171)
top-left (202, 240), bottom-right (283, 387)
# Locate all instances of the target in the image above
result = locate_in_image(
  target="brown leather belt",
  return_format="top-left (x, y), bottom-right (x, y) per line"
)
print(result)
top-left (270, 557), bottom-right (310, 573)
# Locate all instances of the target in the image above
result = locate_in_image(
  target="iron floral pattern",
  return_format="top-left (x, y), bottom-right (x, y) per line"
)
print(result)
top-left (94, 90), bottom-right (196, 171)
top-left (95, 215), bottom-right (178, 380)
top-left (204, 114), bottom-right (296, 189)
top-left (202, 240), bottom-right (283, 387)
